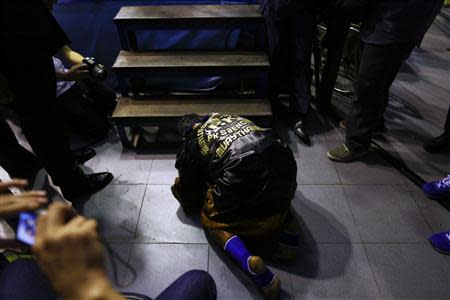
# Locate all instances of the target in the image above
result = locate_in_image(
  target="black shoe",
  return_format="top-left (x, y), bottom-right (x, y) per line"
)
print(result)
top-left (74, 148), bottom-right (96, 165)
top-left (293, 120), bottom-right (311, 146)
top-left (86, 172), bottom-right (113, 193)
top-left (424, 133), bottom-right (450, 153)
top-left (63, 172), bottom-right (114, 200)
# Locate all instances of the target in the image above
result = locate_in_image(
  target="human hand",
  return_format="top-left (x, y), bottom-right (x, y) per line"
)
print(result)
top-left (0, 180), bottom-right (47, 218)
top-left (171, 176), bottom-right (182, 201)
top-left (33, 203), bottom-right (123, 300)
top-left (63, 63), bottom-right (91, 81)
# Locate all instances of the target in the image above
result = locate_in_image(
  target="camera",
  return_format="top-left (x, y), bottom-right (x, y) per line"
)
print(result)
top-left (82, 57), bottom-right (107, 81)
top-left (17, 211), bottom-right (39, 246)
top-left (16, 169), bottom-right (65, 246)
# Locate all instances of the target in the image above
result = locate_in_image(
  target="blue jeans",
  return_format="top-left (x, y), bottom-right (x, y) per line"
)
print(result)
top-left (0, 259), bottom-right (216, 300)
top-left (0, 259), bottom-right (57, 300)
top-left (123, 270), bottom-right (217, 300)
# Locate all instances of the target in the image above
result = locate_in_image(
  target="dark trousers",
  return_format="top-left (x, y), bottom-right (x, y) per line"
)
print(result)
top-left (57, 81), bottom-right (116, 139)
top-left (0, 259), bottom-right (57, 300)
top-left (346, 41), bottom-right (415, 147)
top-left (318, 16), bottom-right (350, 106)
top-left (0, 260), bottom-right (216, 300)
top-left (262, 0), bottom-right (315, 115)
top-left (154, 270), bottom-right (216, 300)
top-left (0, 50), bottom-right (85, 190)
top-left (0, 116), bottom-right (41, 180)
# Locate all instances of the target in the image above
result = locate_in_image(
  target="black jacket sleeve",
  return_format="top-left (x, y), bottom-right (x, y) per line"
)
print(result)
top-left (175, 135), bottom-right (207, 210)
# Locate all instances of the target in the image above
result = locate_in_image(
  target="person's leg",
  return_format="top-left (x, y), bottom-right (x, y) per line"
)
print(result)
top-left (375, 44), bottom-right (414, 131)
top-left (0, 115), bottom-right (41, 180)
top-left (155, 270), bottom-right (216, 300)
top-left (2, 51), bottom-right (85, 190)
top-left (207, 229), bottom-right (280, 299)
top-left (346, 42), bottom-right (414, 148)
top-left (317, 16), bottom-right (350, 110)
top-left (56, 84), bottom-right (110, 139)
top-left (287, 7), bottom-right (315, 146)
top-left (82, 80), bottom-right (117, 115)
top-left (262, 0), bottom-right (290, 101)
top-left (345, 43), bottom-right (389, 148)
top-left (328, 42), bottom-right (414, 161)
top-left (0, 259), bottom-right (57, 300)
top-left (288, 8), bottom-right (315, 117)
top-left (2, 51), bottom-right (113, 198)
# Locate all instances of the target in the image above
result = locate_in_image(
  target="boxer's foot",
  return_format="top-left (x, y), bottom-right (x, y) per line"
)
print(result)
top-left (248, 256), bottom-right (281, 300)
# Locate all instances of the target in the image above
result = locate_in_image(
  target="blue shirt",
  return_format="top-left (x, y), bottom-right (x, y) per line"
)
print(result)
top-left (361, 0), bottom-right (443, 45)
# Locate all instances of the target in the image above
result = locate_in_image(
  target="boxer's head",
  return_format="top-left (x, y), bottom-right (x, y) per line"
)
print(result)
top-left (178, 114), bottom-right (203, 137)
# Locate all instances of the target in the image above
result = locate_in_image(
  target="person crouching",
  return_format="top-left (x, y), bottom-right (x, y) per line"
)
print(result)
top-left (172, 113), bottom-right (299, 299)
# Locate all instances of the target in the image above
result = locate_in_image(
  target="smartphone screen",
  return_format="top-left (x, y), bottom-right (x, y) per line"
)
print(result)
top-left (16, 212), bottom-right (38, 246)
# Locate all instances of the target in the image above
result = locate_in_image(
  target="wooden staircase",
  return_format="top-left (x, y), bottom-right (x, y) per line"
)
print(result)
top-left (111, 4), bottom-right (271, 148)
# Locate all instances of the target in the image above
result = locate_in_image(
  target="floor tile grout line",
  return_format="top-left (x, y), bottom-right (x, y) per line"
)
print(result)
top-left (361, 243), bottom-right (383, 298)
top-left (327, 125), bottom-right (397, 299)
top-left (340, 184), bottom-right (364, 243)
top-left (145, 159), bottom-right (154, 185)
top-left (407, 188), bottom-right (435, 235)
top-left (325, 140), bottom-right (344, 185)
top-left (130, 183), bottom-right (151, 244)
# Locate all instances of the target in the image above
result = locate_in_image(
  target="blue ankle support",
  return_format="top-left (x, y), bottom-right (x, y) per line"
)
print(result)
top-left (224, 236), bottom-right (276, 288)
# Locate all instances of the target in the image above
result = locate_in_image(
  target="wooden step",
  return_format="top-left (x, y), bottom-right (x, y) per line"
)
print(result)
top-left (114, 5), bottom-right (263, 25)
top-left (112, 51), bottom-right (269, 72)
top-left (112, 97), bottom-right (272, 120)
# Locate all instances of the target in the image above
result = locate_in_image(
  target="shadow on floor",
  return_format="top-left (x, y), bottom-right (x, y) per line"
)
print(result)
top-left (202, 192), bottom-right (353, 298)
top-left (176, 206), bottom-right (203, 229)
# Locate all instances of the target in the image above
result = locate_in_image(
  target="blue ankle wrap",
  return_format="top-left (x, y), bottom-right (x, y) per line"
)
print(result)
top-left (224, 236), bottom-right (276, 288)
top-left (224, 236), bottom-right (252, 272)
top-left (253, 268), bottom-right (276, 288)
top-left (279, 231), bottom-right (300, 247)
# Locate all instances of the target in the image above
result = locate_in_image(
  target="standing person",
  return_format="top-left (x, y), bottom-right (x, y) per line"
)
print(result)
top-left (261, 0), bottom-right (323, 146)
top-left (316, 0), bottom-right (368, 113)
top-left (423, 106), bottom-right (450, 153)
top-left (327, 0), bottom-right (444, 162)
top-left (172, 113), bottom-right (300, 300)
top-left (0, 0), bottom-right (113, 199)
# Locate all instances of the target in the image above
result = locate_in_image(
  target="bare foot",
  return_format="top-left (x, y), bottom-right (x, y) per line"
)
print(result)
top-left (248, 256), bottom-right (281, 300)
top-left (263, 276), bottom-right (281, 300)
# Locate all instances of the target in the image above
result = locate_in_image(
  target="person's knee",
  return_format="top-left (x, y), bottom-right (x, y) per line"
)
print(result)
top-left (179, 270), bottom-right (217, 298)
top-left (182, 270), bottom-right (214, 285)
